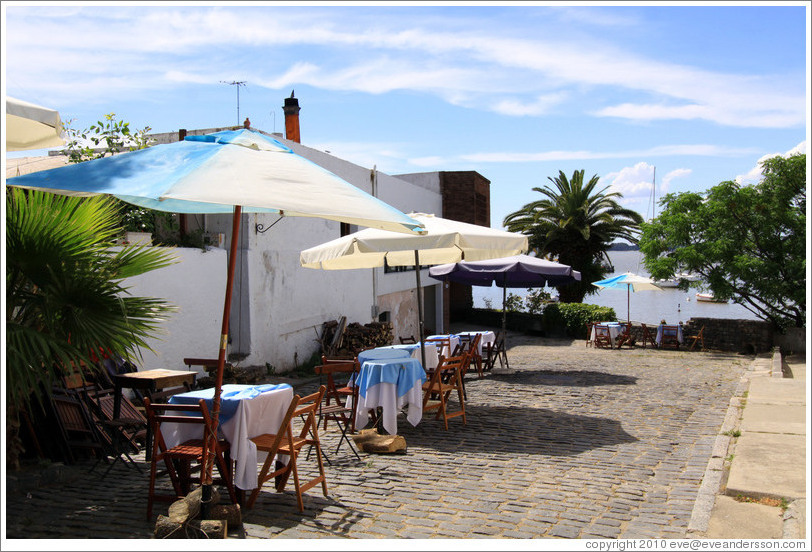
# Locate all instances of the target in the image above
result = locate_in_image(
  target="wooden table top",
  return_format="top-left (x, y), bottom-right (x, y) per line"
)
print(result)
top-left (113, 368), bottom-right (196, 389)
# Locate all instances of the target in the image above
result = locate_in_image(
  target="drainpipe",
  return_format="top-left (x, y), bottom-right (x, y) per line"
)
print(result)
top-left (371, 165), bottom-right (379, 321)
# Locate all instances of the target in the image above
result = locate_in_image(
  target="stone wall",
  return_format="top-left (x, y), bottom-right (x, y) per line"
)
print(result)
top-left (681, 317), bottom-right (774, 354)
top-left (460, 308), bottom-right (783, 354)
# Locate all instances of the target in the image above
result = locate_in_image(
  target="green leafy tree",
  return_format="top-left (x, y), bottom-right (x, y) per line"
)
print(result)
top-left (6, 188), bottom-right (176, 467)
top-left (504, 170), bottom-right (644, 303)
top-left (639, 153), bottom-right (806, 329)
top-left (63, 113), bottom-right (160, 234)
top-left (503, 292), bottom-right (525, 313)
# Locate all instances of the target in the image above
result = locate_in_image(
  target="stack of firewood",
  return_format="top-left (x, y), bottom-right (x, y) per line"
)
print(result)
top-left (320, 319), bottom-right (394, 356)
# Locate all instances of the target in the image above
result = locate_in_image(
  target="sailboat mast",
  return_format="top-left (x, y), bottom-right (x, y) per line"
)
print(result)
top-left (652, 166), bottom-right (656, 219)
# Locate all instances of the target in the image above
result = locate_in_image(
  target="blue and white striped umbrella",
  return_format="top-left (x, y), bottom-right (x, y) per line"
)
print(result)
top-left (593, 272), bottom-right (662, 323)
top-left (7, 128), bottom-right (423, 234)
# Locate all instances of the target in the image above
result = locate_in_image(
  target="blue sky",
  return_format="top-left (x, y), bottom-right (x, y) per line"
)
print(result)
top-left (3, 2), bottom-right (809, 230)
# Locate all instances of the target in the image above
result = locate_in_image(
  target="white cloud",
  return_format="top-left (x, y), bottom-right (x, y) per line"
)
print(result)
top-left (660, 168), bottom-right (692, 195)
top-left (4, 6), bottom-right (805, 129)
top-left (603, 162), bottom-right (656, 202)
top-left (492, 93), bottom-right (568, 117)
top-left (735, 141), bottom-right (807, 184)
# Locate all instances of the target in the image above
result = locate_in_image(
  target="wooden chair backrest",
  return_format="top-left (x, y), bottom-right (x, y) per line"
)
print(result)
top-left (143, 397), bottom-right (212, 456)
top-left (314, 362), bottom-right (357, 401)
top-left (399, 336), bottom-right (417, 344)
top-left (593, 324), bottom-right (612, 347)
top-left (291, 386), bottom-right (326, 440)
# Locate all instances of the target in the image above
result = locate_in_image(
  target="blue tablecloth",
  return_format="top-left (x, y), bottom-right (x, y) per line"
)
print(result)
top-left (356, 357), bottom-right (426, 399)
top-left (357, 347), bottom-right (412, 364)
top-left (169, 383), bottom-right (291, 424)
top-left (354, 355), bottom-right (428, 434)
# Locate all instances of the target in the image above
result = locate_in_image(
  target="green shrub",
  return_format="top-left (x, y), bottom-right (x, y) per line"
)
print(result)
top-left (543, 303), bottom-right (616, 338)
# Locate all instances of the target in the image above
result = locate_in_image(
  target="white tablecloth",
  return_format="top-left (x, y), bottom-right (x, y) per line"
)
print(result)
top-left (165, 383), bottom-right (294, 490)
top-left (353, 354), bottom-right (426, 435)
top-left (590, 322), bottom-right (626, 348)
top-left (456, 330), bottom-right (496, 355)
top-left (374, 343), bottom-right (438, 371)
top-left (656, 325), bottom-right (684, 345)
top-left (426, 334), bottom-right (461, 358)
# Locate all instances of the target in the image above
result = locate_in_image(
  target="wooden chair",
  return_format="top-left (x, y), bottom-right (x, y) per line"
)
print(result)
top-left (247, 386), bottom-right (328, 512)
top-left (143, 397), bottom-right (236, 520)
top-left (482, 331), bottom-right (508, 371)
top-left (585, 323), bottom-right (594, 347)
top-left (640, 324), bottom-right (657, 349)
top-left (399, 336), bottom-right (417, 344)
top-left (425, 336), bottom-right (452, 363)
top-left (614, 324), bottom-right (635, 349)
top-left (422, 354), bottom-right (467, 430)
top-left (593, 324), bottom-right (613, 349)
top-left (314, 362), bottom-right (361, 460)
top-left (80, 383), bottom-right (146, 476)
top-left (688, 325), bottom-right (706, 352)
top-left (461, 333), bottom-right (483, 379)
top-left (49, 387), bottom-right (106, 465)
top-left (660, 325), bottom-right (681, 349)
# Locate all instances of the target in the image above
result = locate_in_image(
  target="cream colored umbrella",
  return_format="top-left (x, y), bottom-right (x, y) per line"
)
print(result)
top-left (6, 97), bottom-right (65, 151)
top-left (301, 213), bottom-right (528, 368)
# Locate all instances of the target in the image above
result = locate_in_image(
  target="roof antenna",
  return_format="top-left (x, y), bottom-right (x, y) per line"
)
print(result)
top-left (220, 80), bottom-right (247, 126)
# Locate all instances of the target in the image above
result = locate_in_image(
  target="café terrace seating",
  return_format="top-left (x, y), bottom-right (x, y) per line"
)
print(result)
top-left (422, 353), bottom-right (468, 430)
top-left (593, 324), bottom-right (613, 349)
top-left (247, 386), bottom-right (328, 512)
top-left (640, 324), bottom-right (658, 349)
top-left (143, 397), bottom-right (237, 520)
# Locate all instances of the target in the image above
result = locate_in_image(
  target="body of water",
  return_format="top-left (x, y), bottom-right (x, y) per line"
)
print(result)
top-left (471, 249), bottom-right (759, 324)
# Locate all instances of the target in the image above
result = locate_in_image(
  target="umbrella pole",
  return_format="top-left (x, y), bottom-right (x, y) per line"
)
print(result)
top-left (203, 205), bottom-right (242, 518)
top-left (501, 274), bottom-right (509, 369)
top-left (627, 284), bottom-right (631, 325)
top-left (501, 281), bottom-right (507, 338)
top-left (414, 250), bottom-right (427, 373)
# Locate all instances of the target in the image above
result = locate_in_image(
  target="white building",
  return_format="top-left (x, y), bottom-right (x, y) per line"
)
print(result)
top-left (6, 95), bottom-right (493, 375)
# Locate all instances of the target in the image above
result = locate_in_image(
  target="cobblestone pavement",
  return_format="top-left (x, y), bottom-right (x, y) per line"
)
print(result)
top-left (4, 334), bottom-right (749, 540)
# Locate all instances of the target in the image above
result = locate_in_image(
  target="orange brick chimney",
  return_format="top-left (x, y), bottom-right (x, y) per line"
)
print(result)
top-left (283, 91), bottom-right (301, 143)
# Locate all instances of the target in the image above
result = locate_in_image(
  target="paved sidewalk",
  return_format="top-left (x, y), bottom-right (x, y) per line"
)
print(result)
top-left (4, 331), bottom-right (799, 542)
top-left (689, 350), bottom-right (807, 540)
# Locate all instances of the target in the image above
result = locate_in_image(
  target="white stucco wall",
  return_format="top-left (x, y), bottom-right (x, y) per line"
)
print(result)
top-left (232, 138), bottom-right (445, 372)
top-left (121, 246), bottom-right (227, 375)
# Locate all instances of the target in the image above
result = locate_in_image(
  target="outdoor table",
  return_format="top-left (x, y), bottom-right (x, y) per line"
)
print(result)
top-left (374, 342), bottom-right (439, 371)
top-left (426, 334), bottom-right (461, 358)
top-left (112, 368), bottom-right (197, 460)
top-left (590, 322), bottom-right (627, 348)
top-left (165, 383), bottom-right (294, 491)
top-left (456, 330), bottom-right (496, 355)
top-left (656, 324), bottom-right (684, 346)
top-left (354, 348), bottom-right (427, 435)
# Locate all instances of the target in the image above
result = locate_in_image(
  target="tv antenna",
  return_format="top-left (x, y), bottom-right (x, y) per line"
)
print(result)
top-left (220, 80), bottom-right (246, 126)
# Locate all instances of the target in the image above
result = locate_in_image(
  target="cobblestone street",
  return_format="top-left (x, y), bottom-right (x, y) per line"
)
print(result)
top-left (4, 334), bottom-right (749, 540)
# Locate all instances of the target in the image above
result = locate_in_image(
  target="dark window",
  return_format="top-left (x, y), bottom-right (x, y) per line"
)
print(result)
top-left (340, 222), bottom-right (351, 237)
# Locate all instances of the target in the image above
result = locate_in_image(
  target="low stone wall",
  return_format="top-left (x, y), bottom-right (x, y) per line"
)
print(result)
top-left (459, 308), bottom-right (783, 354)
top-left (682, 317), bottom-right (774, 354)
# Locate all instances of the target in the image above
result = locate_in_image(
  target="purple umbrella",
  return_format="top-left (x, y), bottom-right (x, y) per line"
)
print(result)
top-left (429, 255), bottom-right (581, 364)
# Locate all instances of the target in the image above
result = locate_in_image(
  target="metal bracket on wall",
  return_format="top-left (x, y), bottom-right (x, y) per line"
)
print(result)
top-left (255, 214), bottom-right (285, 234)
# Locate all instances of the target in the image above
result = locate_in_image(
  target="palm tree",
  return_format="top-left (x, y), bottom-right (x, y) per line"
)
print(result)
top-left (6, 188), bottom-right (176, 468)
top-left (503, 170), bottom-right (643, 303)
